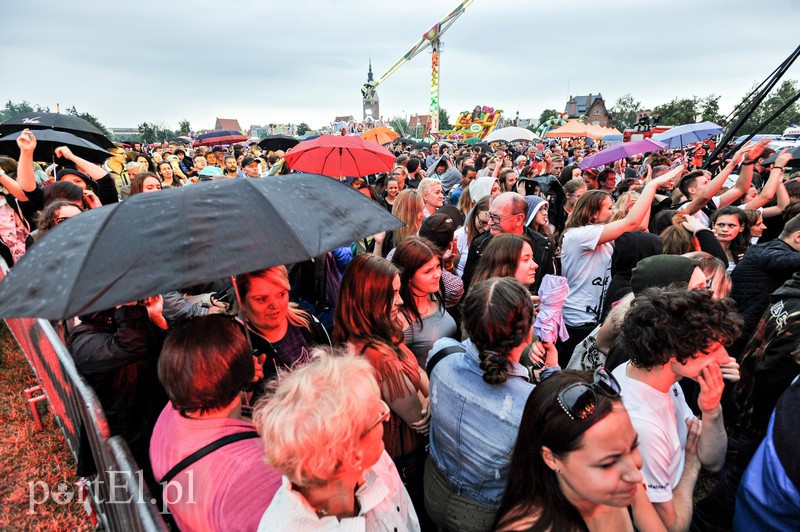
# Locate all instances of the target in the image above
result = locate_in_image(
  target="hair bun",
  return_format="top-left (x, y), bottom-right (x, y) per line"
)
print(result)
top-left (479, 351), bottom-right (510, 384)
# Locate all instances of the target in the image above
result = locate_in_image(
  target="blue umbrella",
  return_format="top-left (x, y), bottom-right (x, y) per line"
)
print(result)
top-left (652, 121), bottom-right (722, 149)
top-left (579, 139), bottom-right (667, 170)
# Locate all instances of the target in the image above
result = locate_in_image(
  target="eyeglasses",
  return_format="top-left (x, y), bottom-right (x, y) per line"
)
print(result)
top-left (476, 217), bottom-right (489, 227)
top-left (487, 212), bottom-right (523, 224)
top-left (362, 400), bottom-right (391, 437)
top-left (556, 367), bottom-right (621, 420)
top-left (54, 215), bottom-right (76, 225)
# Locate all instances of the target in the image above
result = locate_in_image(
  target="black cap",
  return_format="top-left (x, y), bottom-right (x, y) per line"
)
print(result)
top-left (419, 213), bottom-right (457, 251)
top-left (241, 156), bottom-right (258, 168)
top-left (56, 168), bottom-right (98, 193)
top-left (630, 255), bottom-right (701, 295)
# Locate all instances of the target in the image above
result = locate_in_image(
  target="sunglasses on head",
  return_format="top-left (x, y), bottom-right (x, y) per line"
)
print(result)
top-left (556, 367), bottom-right (621, 421)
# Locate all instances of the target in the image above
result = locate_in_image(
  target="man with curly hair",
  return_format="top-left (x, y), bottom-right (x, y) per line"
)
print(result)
top-left (612, 286), bottom-right (742, 532)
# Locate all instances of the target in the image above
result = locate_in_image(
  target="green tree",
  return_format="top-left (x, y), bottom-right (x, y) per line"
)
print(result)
top-left (699, 95), bottom-right (723, 124)
top-left (297, 122), bottom-right (311, 136)
top-left (609, 94), bottom-right (643, 130)
top-left (0, 100), bottom-right (50, 122)
top-left (65, 105), bottom-right (113, 139)
top-left (537, 108), bottom-right (560, 126)
top-left (138, 122), bottom-right (157, 144)
top-left (652, 97), bottom-right (700, 126)
top-left (178, 119), bottom-right (191, 135)
top-left (734, 79), bottom-right (800, 136)
top-left (438, 108), bottom-right (452, 130)
top-left (389, 117), bottom-right (409, 137)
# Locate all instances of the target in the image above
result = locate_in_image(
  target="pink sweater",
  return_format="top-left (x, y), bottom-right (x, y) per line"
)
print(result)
top-left (150, 405), bottom-right (281, 531)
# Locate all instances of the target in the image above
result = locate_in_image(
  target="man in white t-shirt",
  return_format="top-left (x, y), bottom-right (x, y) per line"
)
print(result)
top-left (674, 140), bottom-right (770, 226)
top-left (613, 286), bottom-right (742, 531)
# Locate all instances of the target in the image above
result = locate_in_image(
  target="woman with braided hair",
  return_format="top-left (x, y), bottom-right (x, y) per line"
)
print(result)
top-left (424, 277), bottom-right (560, 531)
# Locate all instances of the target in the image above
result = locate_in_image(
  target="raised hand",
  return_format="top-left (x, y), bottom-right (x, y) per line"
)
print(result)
top-left (16, 129), bottom-right (36, 152)
top-left (697, 362), bottom-right (724, 413)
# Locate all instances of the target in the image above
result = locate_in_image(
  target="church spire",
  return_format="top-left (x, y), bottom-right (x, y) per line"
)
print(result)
top-left (367, 56), bottom-right (374, 82)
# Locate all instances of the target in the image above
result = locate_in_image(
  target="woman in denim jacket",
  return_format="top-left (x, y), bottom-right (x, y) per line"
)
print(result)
top-left (424, 277), bottom-right (559, 531)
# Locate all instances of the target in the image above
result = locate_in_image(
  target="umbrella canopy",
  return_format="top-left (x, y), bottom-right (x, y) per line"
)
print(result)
top-left (397, 137), bottom-right (415, 144)
top-left (546, 120), bottom-right (593, 139)
top-left (482, 126), bottom-right (537, 143)
top-left (464, 137), bottom-right (482, 145)
top-left (170, 136), bottom-right (193, 144)
top-left (472, 142), bottom-right (494, 153)
top-left (579, 139), bottom-right (667, 170)
top-left (258, 134), bottom-right (299, 152)
top-left (0, 112), bottom-right (115, 149)
top-left (412, 142), bottom-right (431, 150)
top-left (361, 126), bottom-right (400, 145)
top-left (0, 174), bottom-right (402, 319)
top-left (193, 130), bottom-right (248, 147)
top-left (762, 144), bottom-right (800, 165)
top-left (651, 121), bottom-right (722, 149)
top-left (0, 129), bottom-right (111, 165)
top-left (284, 135), bottom-right (396, 178)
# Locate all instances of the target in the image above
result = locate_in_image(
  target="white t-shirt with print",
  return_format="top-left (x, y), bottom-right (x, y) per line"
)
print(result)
top-left (613, 362), bottom-right (696, 503)
top-left (561, 224), bottom-right (612, 326)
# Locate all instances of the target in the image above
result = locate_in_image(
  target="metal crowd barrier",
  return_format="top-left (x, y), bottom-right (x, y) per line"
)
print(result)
top-left (4, 312), bottom-right (168, 531)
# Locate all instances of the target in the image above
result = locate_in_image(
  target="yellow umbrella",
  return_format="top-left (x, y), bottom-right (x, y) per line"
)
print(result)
top-left (361, 126), bottom-right (400, 145)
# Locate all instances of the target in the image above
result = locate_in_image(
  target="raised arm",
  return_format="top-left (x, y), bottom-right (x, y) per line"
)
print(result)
top-left (13, 129), bottom-right (39, 194)
top-left (54, 145), bottom-right (108, 181)
top-left (746, 149), bottom-right (792, 210)
top-left (598, 167), bottom-right (680, 244)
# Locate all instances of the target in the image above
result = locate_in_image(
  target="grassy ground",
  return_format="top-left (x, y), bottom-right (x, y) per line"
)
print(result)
top-left (0, 322), bottom-right (90, 531)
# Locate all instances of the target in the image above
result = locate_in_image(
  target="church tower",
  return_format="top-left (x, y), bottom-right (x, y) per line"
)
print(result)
top-left (362, 59), bottom-right (380, 123)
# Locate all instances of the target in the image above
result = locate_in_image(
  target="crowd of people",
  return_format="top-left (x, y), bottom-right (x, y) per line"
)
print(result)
top-left (2, 126), bottom-right (800, 531)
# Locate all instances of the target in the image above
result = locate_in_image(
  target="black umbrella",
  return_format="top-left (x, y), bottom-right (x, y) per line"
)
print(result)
top-left (0, 174), bottom-right (402, 319)
top-left (0, 130), bottom-right (111, 165)
top-left (762, 145), bottom-right (800, 165)
top-left (0, 112), bottom-right (115, 149)
top-left (412, 142), bottom-right (431, 150)
top-left (258, 134), bottom-right (299, 152)
top-left (397, 137), bottom-right (415, 145)
top-left (473, 142), bottom-right (494, 153)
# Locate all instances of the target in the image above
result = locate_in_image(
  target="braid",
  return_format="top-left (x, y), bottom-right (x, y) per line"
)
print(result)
top-left (479, 350), bottom-right (510, 384)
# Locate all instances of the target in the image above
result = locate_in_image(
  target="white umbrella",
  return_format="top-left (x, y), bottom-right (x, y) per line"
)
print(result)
top-left (482, 126), bottom-right (537, 144)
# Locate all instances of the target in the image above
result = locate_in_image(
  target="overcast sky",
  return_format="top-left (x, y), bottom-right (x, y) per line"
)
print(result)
top-left (3, 0), bottom-right (799, 132)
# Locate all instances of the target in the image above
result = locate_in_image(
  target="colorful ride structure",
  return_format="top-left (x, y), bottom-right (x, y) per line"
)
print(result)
top-left (361, 0), bottom-right (473, 136)
top-left (437, 105), bottom-right (503, 142)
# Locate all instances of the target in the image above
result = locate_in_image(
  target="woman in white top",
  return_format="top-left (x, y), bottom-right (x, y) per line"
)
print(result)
top-left (255, 349), bottom-right (420, 531)
top-left (557, 168), bottom-right (678, 367)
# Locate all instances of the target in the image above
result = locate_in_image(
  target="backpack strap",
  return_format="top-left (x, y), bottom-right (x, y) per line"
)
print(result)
top-left (159, 431), bottom-right (260, 484)
top-left (426, 345), bottom-right (466, 377)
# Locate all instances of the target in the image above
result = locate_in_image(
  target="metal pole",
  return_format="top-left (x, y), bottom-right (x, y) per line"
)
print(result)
top-left (429, 38), bottom-right (441, 136)
top-left (704, 44), bottom-right (800, 169)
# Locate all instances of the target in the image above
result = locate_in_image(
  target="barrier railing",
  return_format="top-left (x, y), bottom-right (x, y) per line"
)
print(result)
top-left (5, 313), bottom-right (168, 531)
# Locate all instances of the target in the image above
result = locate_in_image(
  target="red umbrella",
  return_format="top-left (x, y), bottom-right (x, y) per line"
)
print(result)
top-left (192, 130), bottom-right (248, 147)
top-left (283, 135), bottom-right (395, 178)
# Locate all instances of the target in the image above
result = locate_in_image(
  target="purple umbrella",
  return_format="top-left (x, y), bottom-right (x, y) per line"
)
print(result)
top-left (651, 121), bottom-right (722, 149)
top-left (580, 139), bottom-right (667, 170)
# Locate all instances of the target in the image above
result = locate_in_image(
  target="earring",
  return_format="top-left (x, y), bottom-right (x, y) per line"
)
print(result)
top-left (554, 467), bottom-right (561, 473)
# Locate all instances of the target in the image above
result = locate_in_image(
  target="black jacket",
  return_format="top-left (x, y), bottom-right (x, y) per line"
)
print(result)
top-left (244, 315), bottom-right (331, 391)
top-left (462, 226), bottom-right (543, 294)
top-left (731, 240), bottom-right (800, 355)
top-left (736, 272), bottom-right (800, 440)
top-left (67, 306), bottom-right (167, 474)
